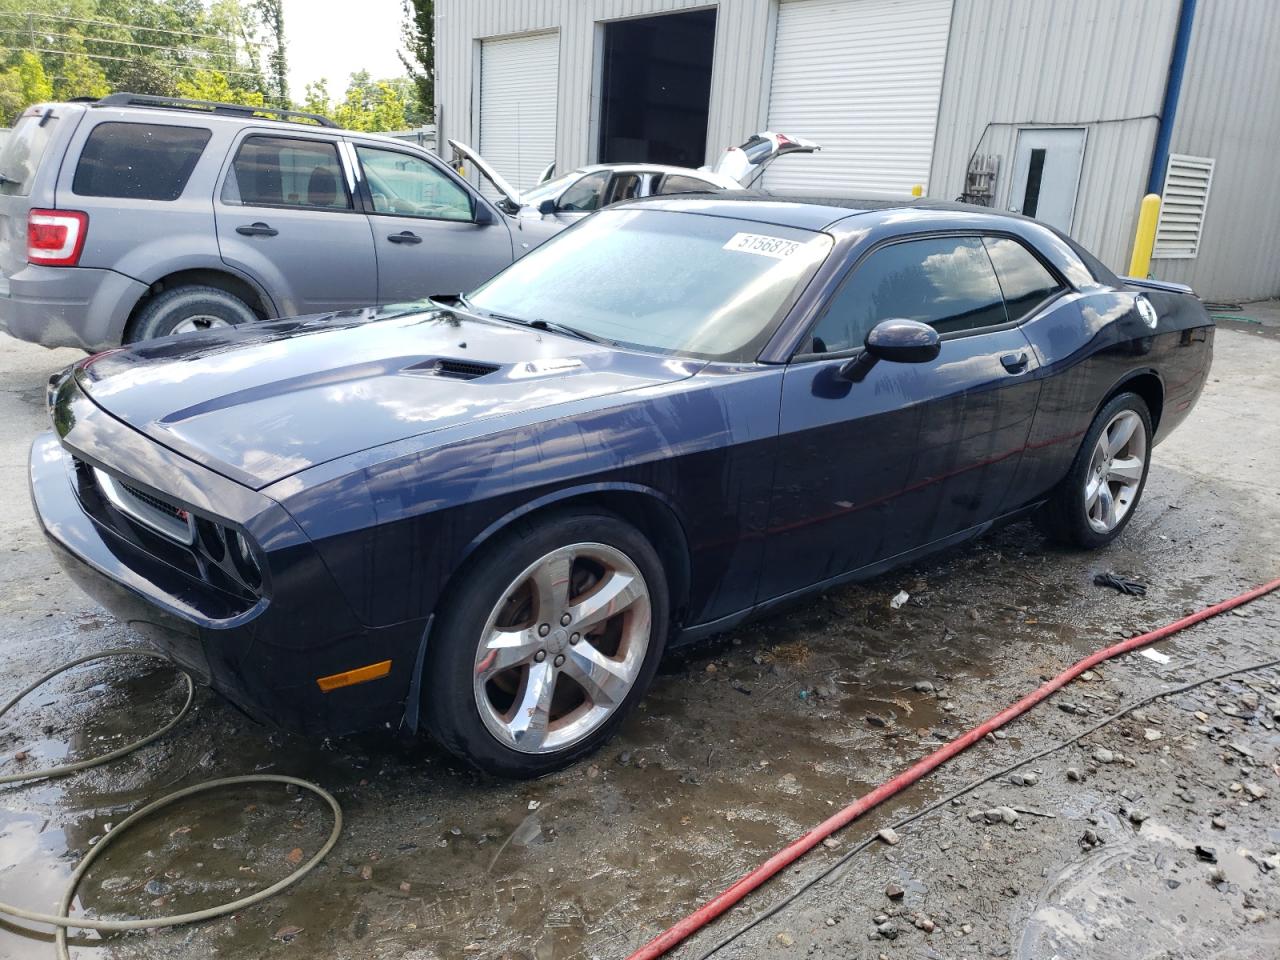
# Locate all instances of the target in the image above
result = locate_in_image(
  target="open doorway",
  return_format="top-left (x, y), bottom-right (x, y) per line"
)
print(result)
top-left (597, 9), bottom-right (716, 166)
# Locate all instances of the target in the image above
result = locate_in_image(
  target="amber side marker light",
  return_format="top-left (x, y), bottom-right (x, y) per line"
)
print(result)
top-left (316, 660), bottom-right (392, 693)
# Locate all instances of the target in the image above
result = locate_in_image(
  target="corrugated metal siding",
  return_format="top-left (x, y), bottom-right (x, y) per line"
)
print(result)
top-left (436, 0), bottom-right (775, 173)
top-left (764, 0), bottom-right (952, 196)
top-left (1152, 0), bottom-right (1280, 300)
top-left (479, 32), bottom-right (560, 193)
top-left (930, 0), bottom-right (1180, 272)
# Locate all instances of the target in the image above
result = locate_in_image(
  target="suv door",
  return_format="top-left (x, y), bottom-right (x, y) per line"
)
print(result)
top-left (215, 131), bottom-right (377, 316)
top-left (762, 235), bottom-right (1042, 601)
top-left (352, 141), bottom-right (513, 301)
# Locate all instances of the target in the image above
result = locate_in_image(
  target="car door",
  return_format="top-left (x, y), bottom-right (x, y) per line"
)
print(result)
top-left (352, 141), bottom-right (515, 301)
top-left (761, 234), bottom-right (1042, 602)
top-left (215, 131), bottom-right (377, 316)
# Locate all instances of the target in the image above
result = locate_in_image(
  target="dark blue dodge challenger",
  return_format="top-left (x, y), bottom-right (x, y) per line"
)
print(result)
top-left (31, 196), bottom-right (1213, 777)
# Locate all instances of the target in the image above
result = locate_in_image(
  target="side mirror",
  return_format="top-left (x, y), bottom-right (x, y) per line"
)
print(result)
top-left (473, 202), bottom-right (497, 225)
top-left (865, 318), bottom-right (941, 363)
top-left (537, 199), bottom-right (556, 216)
top-left (839, 319), bottom-right (940, 382)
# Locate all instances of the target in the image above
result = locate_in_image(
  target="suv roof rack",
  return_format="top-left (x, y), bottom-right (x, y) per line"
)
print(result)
top-left (94, 93), bottom-right (338, 128)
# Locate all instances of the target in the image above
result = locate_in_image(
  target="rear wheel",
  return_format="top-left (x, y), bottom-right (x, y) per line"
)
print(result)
top-left (423, 510), bottom-right (668, 778)
top-left (1037, 392), bottom-right (1153, 548)
top-left (126, 285), bottom-right (258, 342)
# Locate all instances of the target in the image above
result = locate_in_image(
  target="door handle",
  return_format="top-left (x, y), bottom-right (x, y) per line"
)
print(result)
top-left (1000, 351), bottom-right (1030, 374)
top-left (387, 231), bottom-right (422, 244)
top-left (235, 221), bottom-right (278, 237)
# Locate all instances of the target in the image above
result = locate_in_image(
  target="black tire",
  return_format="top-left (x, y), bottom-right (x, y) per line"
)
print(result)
top-left (1037, 391), bottom-right (1153, 549)
top-left (422, 509), bottom-right (669, 778)
top-left (126, 285), bottom-right (258, 343)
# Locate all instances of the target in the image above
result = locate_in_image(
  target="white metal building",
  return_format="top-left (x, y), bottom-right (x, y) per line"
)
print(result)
top-left (435, 0), bottom-right (1280, 300)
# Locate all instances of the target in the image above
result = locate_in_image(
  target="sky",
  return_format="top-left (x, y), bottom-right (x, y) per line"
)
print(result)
top-left (280, 0), bottom-right (409, 99)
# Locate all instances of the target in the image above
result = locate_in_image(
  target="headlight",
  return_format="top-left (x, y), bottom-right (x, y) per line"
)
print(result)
top-left (226, 528), bottom-right (262, 590)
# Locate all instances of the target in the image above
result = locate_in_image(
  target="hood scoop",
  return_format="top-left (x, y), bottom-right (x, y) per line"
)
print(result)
top-left (407, 357), bottom-right (501, 381)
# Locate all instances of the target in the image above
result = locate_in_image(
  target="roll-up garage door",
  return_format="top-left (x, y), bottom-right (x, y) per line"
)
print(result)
top-left (479, 32), bottom-right (559, 196)
top-left (765, 0), bottom-right (952, 197)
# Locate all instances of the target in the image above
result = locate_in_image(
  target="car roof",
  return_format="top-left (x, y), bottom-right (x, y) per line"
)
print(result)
top-left (79, 100), bottom-right (418, 146)
top-left (628, 193), bottom-right (1036, 228)
top-left (575, 163), bottom-right (721, 178)
top-left (623, 193), bottom-right (1123, 284)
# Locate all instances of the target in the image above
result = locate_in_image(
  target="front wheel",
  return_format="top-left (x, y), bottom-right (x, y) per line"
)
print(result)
top-left (1037, 392), bottom-right (1153, 549)
top-left (422, 510), bottom-right (669, 778)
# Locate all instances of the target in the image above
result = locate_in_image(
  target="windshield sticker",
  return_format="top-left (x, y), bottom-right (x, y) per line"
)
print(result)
top-left (723, 232), bottom-right (802, 259)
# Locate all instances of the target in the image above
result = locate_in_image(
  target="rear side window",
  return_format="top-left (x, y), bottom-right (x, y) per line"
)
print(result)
top-left (0, 108), bottom-right (60, 198)
top-left (809, 237), bottom-right (1007, 353)
top-left (223, 136), bottom-right (351, 210)
top-left (656, 174), bottom-right (710, 196)
top-left (982, 236), bottom-right (1065, 322)
top-left (73, 123), bottom-right (211, 201)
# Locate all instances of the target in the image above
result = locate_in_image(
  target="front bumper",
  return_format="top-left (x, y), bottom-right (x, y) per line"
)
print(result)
top-left (0, 264), bottom-right (147, 350)
top-left (29, 431), bottom-right (425, 737)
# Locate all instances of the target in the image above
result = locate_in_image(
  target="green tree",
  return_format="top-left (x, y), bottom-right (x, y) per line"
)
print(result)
top-left (399, 0), bottom-right (433, 122)
top-left (330, 71), bottom-right (408, 132)
top-left (176, 69), bottom-right (263, 107)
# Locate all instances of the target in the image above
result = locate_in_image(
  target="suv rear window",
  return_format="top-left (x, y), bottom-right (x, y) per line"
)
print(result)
top-left (222, 136), bottom-right (351, 210)
top-left (73, 122), bottom-right (211, 201)
top-left (0, 108), bottom-right (60, 198)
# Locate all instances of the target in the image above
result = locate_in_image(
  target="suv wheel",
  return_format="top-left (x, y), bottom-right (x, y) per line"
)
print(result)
top-left (126, 285), bottom-right (259, 342)
top-left (423, 510), bottom-right (669, 778)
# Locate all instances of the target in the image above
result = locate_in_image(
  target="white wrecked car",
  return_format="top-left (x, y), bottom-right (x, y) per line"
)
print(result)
top-left (450, 132), bottom-right (820, 228)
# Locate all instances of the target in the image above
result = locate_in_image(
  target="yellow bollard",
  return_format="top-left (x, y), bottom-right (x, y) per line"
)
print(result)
top-left (911, 184), bottom-right (923, 198)
top-left (1128, 193), bottom-right (1161, 278)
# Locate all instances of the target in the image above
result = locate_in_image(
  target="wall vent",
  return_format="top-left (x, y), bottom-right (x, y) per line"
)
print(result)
top-left (1153, 154), bottom-right (1215, 259)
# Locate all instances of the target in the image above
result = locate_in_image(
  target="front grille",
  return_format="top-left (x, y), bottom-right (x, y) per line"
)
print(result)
top-left (93, 468), bottom-right (195, 545)
top-left (120, 480), bottom-right (188, 522)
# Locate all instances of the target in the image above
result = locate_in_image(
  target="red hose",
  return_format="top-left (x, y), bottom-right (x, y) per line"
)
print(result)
top-left (627, 576), bottom-right (1280, 960)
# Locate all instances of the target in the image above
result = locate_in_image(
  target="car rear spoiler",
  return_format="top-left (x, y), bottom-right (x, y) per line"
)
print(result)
top-left (1123, 276), bottom-right (1196, 296)
top-left (708, 132), bottom-right (821, 188)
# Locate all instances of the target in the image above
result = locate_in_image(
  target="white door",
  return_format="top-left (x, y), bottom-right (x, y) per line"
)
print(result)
top-left (1006, 128), bottom-right (1086, 232)
top-left (764, 0), bottom-right (952, 197)
top-left (479, 32), bottom-right (559, 198)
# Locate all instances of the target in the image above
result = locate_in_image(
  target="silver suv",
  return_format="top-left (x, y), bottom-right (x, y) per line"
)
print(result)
top-left (0, 94), bottom-right (559, 349)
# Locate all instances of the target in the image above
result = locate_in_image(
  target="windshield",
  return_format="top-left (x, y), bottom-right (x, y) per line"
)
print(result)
top-left (521, 171), bottom-right (579, 205)
top-left (469, 208), bottom-right (832, 362)
top-left (0, 107), bottom-right (59, 197)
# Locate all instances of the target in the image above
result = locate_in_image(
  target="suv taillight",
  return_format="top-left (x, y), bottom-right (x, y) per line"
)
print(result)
top-left (28, 209), bottom-right (88, 266)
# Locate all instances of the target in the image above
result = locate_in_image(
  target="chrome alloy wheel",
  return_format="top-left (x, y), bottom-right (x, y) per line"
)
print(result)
top-left (171, 314), bottom-right (232, 335)
top-left (472, 542), bottom-right (652, 754)
top-left (1085, 409), bottom-right (1147, 534)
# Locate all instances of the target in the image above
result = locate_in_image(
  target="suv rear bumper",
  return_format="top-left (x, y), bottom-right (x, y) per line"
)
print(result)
top-left (0, 265), bottom-right (146, 350)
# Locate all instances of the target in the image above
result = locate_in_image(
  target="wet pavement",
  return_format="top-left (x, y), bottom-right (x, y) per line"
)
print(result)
top-left (1, 304), bottom-right (1278, 960)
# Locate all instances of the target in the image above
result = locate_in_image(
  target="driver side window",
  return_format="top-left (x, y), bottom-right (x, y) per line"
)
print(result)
top-left (355, 145), bottom-right (473, 221)
top-left (558, 170), bottom-right (611, 212)
top-left (808, 236), bottom-right (1006, 354)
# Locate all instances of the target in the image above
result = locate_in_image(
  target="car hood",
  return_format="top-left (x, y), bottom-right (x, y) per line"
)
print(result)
top-left (74, 305), bottom-right (702, 490)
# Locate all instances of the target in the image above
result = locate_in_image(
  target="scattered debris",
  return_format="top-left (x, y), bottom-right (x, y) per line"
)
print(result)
top-left (273, 925), bottom-right (303, 943)
top-left (1093, 748), bottom-right (1116, 764)
top-left (1093, 572), bottom-right (1148, 596)
top-left (877, 828), bottom-right (901, 846)
top-left (885, 882), bottom-right (905, 900)
top-left (890, 591), bottom-right (909, 609)
top-left (1140, 648), bottom-right (1172, 665)
top-left (285, 848), bottom-right (303, 865)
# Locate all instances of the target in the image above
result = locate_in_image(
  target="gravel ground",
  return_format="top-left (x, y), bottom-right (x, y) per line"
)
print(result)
top-left (0, 303), bottom-right (1277, 960)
